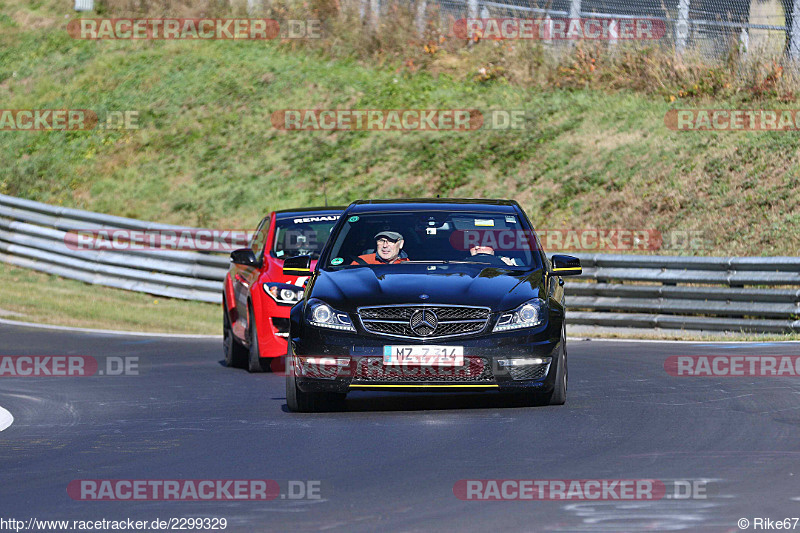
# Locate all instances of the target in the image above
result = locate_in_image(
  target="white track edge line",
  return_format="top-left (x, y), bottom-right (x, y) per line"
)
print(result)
top-left (0, 318), bottom-right (221, 339)
top-left (0, 406), bottom-right (13, 431)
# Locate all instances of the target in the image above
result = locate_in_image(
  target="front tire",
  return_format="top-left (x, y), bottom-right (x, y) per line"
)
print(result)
top-left (516, 327), bottom-right (567, 407)
top-left (223, 299), bottom-right (247, 368)
top-left (285, 344), bottom-right (345, 412)
top-left (546, 328), bottom-right (568, 405)
top-left (247, 306), bottom-right (270, 373)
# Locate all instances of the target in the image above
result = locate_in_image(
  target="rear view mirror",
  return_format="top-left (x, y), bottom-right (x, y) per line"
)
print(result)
top-left (283, 255), bottom-right (312, 276)
top-left (551, 254), bottom-right (582, 276)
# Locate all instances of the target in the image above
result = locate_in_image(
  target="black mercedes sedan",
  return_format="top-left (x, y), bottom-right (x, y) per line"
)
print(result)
top-left (282, 199), bottom-right (582, 412)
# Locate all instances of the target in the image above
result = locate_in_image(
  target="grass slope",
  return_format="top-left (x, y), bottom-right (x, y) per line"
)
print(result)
top-left (0, 0), bottom-right (798, 257)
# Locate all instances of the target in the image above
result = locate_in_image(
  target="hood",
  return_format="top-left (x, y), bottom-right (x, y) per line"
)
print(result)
top-left (311, 263), bottom-right (543, 312)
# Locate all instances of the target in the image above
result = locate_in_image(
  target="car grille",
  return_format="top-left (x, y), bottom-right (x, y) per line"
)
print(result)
top-left (507, 362), bottom-right (550, 381)
top-left (352, 356), bottom-right (494, 383)
top-left (358, 305), bottom-right (491, 339)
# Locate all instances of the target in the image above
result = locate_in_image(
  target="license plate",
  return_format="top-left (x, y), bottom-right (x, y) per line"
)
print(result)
top-left (383, 346), bottom-right (464, 366)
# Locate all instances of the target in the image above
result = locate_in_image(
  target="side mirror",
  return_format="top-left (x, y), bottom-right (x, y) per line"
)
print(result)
top-left (283, 255), bottom-right (312, 276)
top-left (551, 254), bottom-right (582, 276)
top-left (230, 248), bottom-right (260, 267)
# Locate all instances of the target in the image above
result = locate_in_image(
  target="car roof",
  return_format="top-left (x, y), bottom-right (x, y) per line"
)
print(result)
top-left (274, 207), bottom-right (345, 219)
top-left (347, 198), bottom-right (520, 214)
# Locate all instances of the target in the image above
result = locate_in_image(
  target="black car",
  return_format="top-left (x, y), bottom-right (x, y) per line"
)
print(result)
top-left (282, 199), bottom-right (582, 412)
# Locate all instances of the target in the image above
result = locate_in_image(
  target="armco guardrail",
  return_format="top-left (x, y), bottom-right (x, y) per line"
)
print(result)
top-left (0, 194), bottom-right (228, 303)
top-left (567, 254), bottom-right (800, 333)
top-left (0, 194), bottom-right (798, 333)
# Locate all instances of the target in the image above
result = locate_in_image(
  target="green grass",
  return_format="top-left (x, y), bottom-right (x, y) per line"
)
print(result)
top-left (0, 262), bottom-right (219, 334)
top-left (0, 1), bottom-right (798, 256)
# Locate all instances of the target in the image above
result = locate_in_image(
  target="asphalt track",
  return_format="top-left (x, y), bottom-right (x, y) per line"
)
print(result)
top-left (1, 323), bottom-right (800, 532)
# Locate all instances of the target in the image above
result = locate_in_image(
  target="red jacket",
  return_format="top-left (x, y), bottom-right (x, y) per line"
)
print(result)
top-left (351, 254), bottom-right (409, 265)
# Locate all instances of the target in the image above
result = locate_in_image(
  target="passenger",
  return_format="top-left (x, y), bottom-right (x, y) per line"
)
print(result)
top-left (351, 231), bottom-right (409, 265)
top-left (469, 244), bottom-right (517, 266)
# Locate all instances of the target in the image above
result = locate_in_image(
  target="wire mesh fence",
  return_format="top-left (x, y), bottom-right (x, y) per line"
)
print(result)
top-left (368, 0), bottom-right (798, 60)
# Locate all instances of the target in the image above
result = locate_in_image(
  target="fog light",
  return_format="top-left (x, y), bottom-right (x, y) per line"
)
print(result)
top-left (496, 357), bottom-right (552, 381)
top-left (294, 356), bottom-right (351, 380)
top-left (496, 357), bottom-right (550, 367)
top-left (303, 357), bottom-right (350, 366)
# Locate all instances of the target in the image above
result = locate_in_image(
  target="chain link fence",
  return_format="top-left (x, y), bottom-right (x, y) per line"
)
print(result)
top-left (361, 0), bottom-right (800, 60)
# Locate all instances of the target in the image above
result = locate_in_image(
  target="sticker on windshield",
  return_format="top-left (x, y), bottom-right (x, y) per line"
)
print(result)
top-left (276, 250), bottom-right (284, 257)
top-left (348, 216), bottom-right (359, 223)
top-left (331, 257), bottom-right (344, 265)
top-left (505, 216), bottom-right (516, 223)
top-left (475, 219), bottom-right (495, 227)
top-left (292, 215), bottom-right (340, 224)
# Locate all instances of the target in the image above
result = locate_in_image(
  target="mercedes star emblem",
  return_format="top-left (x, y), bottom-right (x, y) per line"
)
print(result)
top-left (410, 309), bottom-right (438, 336)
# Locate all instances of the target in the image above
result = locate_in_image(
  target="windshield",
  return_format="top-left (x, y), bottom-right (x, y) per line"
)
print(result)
top-left (325, 210), bottom-right (543, 269)
top-left (272, 215), bottom-right (340, 260)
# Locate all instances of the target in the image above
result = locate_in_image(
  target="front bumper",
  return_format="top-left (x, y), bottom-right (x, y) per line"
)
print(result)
top-left (290, 324), bottom-right (563, 394)
top-left (257, 300), bottom-right (291, 358)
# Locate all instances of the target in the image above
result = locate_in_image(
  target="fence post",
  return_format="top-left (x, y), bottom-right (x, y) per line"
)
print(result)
top-left (246, 0), bottom-right (263, 15)
top-left (543, 14), bottom-right (553, 44)
top-left (74, 0), bottom-right (94, 11)
top-left (568, 0), bottom-right (581, 20)
top-left (608, 19), bottom-right (618, 47)
top-left (370, 0), bottom-right (380, 28)
top-left (676, 0), bottom-right (690, 54)
top-left (739, 27), bottom-right (749, 55)
top-left (468, 0), bottom-right (478, 20)
top-left (416, 0), bottom-right (427, 35)
top-left (790, 0), bottom-right (800, 58)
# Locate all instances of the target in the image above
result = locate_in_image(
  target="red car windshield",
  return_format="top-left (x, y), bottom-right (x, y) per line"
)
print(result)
top-left (271, 215), bottom-right (340, 260)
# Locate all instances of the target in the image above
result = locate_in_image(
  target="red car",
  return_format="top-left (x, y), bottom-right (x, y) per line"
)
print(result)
top-left (223, 207), bottom-right (343, 372)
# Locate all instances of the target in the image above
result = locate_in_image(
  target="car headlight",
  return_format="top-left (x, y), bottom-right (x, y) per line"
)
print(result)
top-left (263, 282), bottom-right (304, 305)
top-left (306, 299), bottom-right (355, 331)
top-left (493, 298), bottom-right (548, 331)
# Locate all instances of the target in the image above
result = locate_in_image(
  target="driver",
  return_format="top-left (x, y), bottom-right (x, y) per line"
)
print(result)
top-left (469, 244), bottom-right (517, 266)
top-left (352, 231), bottom-right (409, 265)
